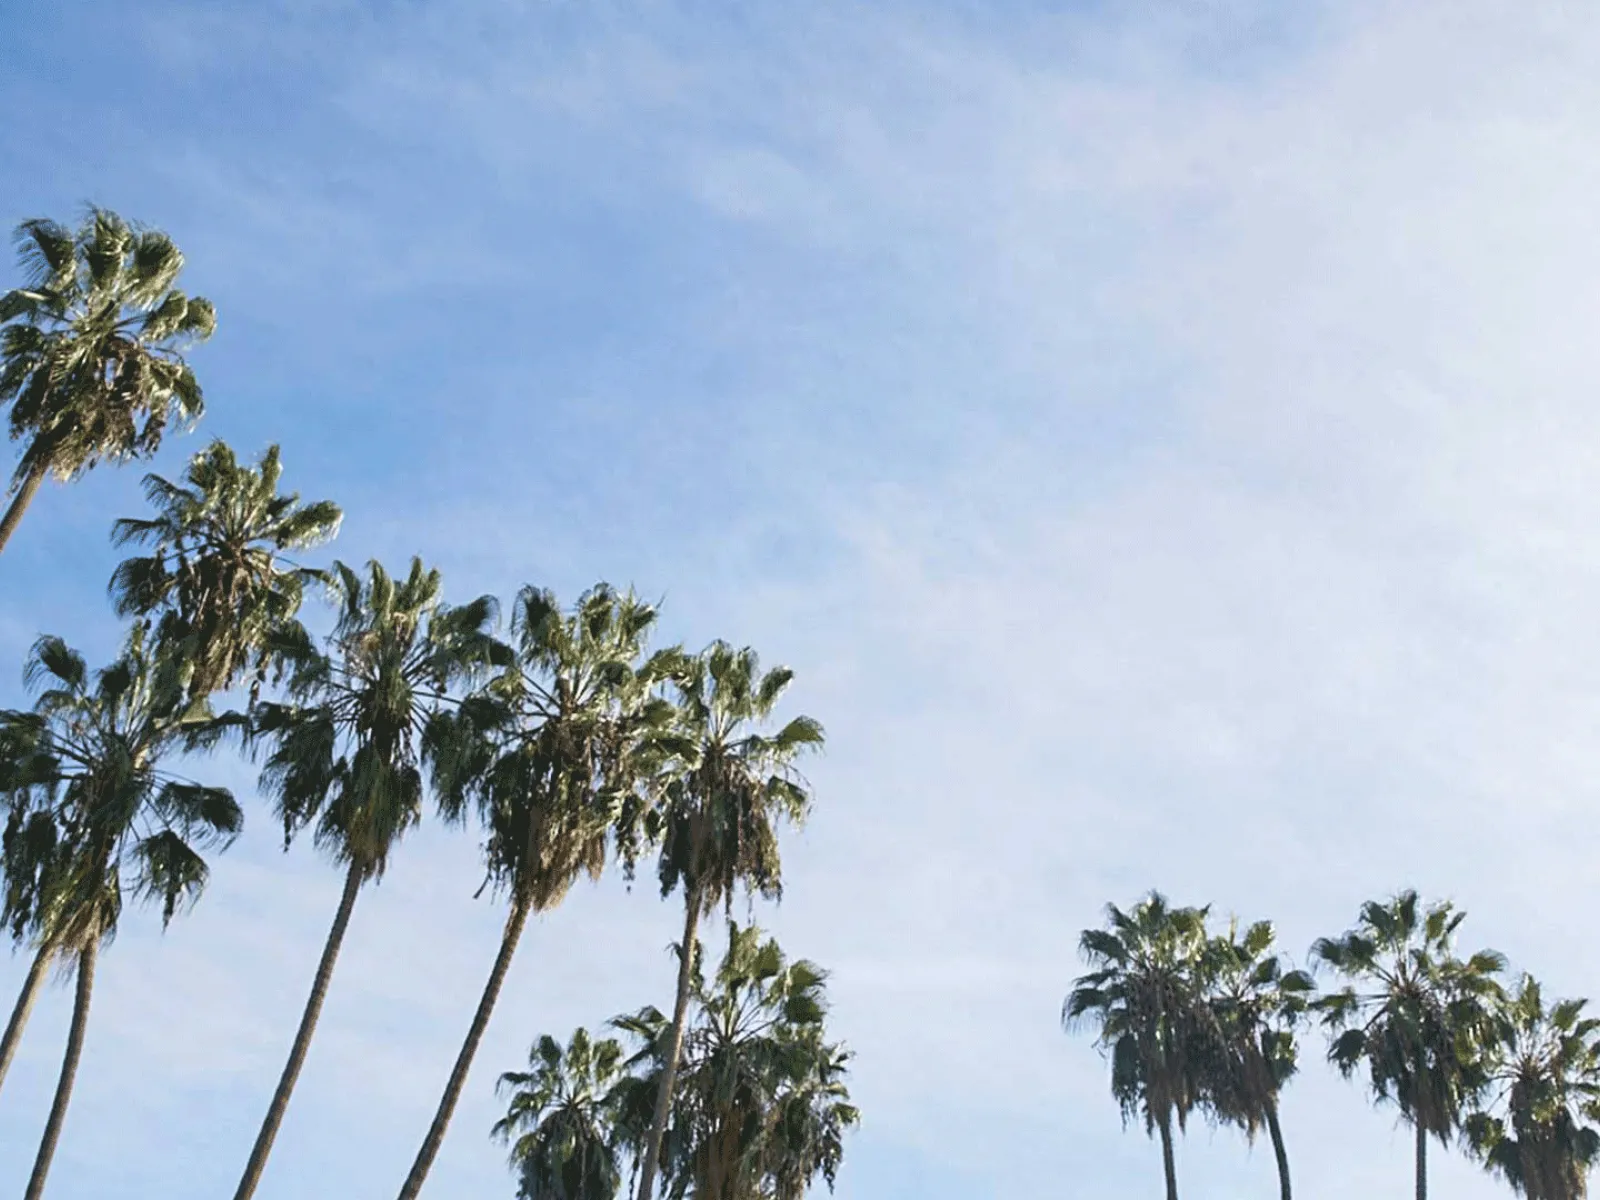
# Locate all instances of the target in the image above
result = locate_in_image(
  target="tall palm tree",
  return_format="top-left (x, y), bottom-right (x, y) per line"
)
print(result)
top-left (1465, 975), bottom-right (1600, 1199)
top-left (1313, 890), bottom-right (1506, 1200)
top-left (0, 632), bottom-right (241, 1199)
top-left (1200, 919), bottom-right (1315, 1200)
top-left (1064, 892), bottom-right (1214, 1200)
top-left (230, 558), bottom-right (497, 1200)
top-left (494, 1027), bottom-right (631, 1200)
top-left (110, 439), bottom-right (342, 702)
top-left (625, 644), bottom-right (824, 1200)
top-left (0, 210), bottom-right (214, 555)
top-left (395, 584), bottom-right (673, 1198)
top-left (614, 922), bottom-right (858, 1200)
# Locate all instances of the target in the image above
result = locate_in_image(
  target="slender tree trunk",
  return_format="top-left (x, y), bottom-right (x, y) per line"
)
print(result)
top-left (1414, 1121), bottom-right (1426, 1200)
top-left (24, 939), bottom-right (96, 1200)
top-left (1158, 1109), bottom-right (1179, 1200)
top-left (634, 888), bottom-right (703, 1200)
top-left (394, 894), bottom-right (532, 1200)
top-left (232, 862), bottom-right (364, 1200)
top-left (0, 459), bottom-right (49, 558)
top-left (0, 943), bottom-right (51, 1095)
top-left (1265, 1098), bottom-right (1291, 1200)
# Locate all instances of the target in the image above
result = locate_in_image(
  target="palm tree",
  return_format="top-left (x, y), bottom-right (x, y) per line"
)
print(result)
top-left (614, 922), bottom-right (858, 1200)
top-left (1200, 919), bottom-right (1315, 1200)
top-left (110, 439), bottom-right (342, 702)
top-left (1064, 892), bottom-right (1214, 1200)
top-left (1465, 975), bottom-right (1600, 1199)
top-left (0, 632), bottom-right (241, 1199)
top-left (395, 584), bottom-right (673, 1198)
top-left (494, 1027), bottom-right (630, 1200)
top-left (625, 644), bottom-right (824, 1200)
top-left (1313, 890), bottom-right (1506, 1200)
top-left (230, 558), bottom-right (497, 1200)
top-left (0, 210), bottom-right (214, 555)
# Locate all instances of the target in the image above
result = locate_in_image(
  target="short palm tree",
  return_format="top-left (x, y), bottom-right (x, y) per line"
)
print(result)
top-left (614, 922), bottom-right (857, 1200)
top-left (1313, 890), bottom-right (1506, 1200)
top-left (1200, 919), bottom-right (1315, 1200)
top-left (1064, 892), bottom-right (1214, 1200)
top-left (0, 210), bottom-right (214, 555)
top-left (494, 1027), bottom-right (630, 1200)
top-left (625, 644), bottom-right (824, 1200)
top-left (0, 632), bottom-right (241, 1199)
top-left (110, 439), bottom-right (342, 702)
top-left (395, 584), bottom-right (674, 1198)
top-left (230, 558), bottom-right (497, 1200)
top-left (1465, 975), bottom-right (1600, 1199)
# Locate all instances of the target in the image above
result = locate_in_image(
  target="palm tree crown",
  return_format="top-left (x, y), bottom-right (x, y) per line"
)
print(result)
top-left (615, 923), bottom-right (858, 1200)
top-left (1467, 975), bottom-right (1600, 1200)
top-left (0, 209), bottom-right (215, 554)
top-left (110, 439), bottom-right (341, 703)
top-left (253, 557), bottom-right (496, 877)
top-left (495, 1027), bottom-right (630, 1200)
top-left (0, 631), bottom-right (241, 946)
top-left (1065, 892), bottom-right (1213, 1200)
top-left (1313, 890), bottom-right (1506, 1200)
top-left (1200, 918), bottom-right (1315, 1200)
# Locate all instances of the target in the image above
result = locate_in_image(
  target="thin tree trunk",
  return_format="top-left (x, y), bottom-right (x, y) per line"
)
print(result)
top-left (1265, 1098), bottom-right (1291, 1200)
top-left (394, 894), bottom-right (532, 1200)
top-left (0, 458), bottom-right (49, 558)
top-left (1158, 1109), bottom-right (1179, 1200)
top-left (634, 888), bottom-right (703, 1200)
top-left (0, 942), bottom-right (51, 1095)
top-left (232, 861), bottom-right (364, 1200)
top-left (24, 939), bottom-right (95, 1200)
top-left (1414, 1121), bottom-right (1426, 1200)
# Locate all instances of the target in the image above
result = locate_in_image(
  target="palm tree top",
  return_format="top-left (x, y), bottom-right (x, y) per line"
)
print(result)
top-left (1, 209), bottom-right (214, 488)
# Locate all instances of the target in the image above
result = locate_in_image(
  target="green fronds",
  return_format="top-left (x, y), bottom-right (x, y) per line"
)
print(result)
top-left (1, 210), bottom-right (215, 500)
top-left (108, 439), bottom-right (342, 702)
top-left (0, 634), bottom-right (238, 954)
top-left (247, 558), bottom-right (492, 881)
top-left (602, 922), bottom-right (856, 1200)
top-left (1313, 891), bottom-right (1505, 1144)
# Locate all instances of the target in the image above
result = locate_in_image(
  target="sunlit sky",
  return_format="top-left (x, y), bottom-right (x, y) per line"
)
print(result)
top-left (2, 2), bottom-right (1598, 1196)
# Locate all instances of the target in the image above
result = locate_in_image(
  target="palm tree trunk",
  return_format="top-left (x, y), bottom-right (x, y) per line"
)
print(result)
top-left (1414, 1121), bottom-right (1426, 1200)
top-left (1265, 1098), bottom-right (1291, 1200)
top-left (232, 861), bottom-right (364, 1200)
top-left (394, 894), bottom-right (532, 1200)
top-left (0, 943), bottom-right (51, 1095)
top-left (1158, 1109), bottom-right (1179, 1200)
top-left (634, 887), bottom-right (703, 1200)
top-left (24, 939), bottom-right (96, 1200)
top-left (0, 458), bottom-right (49, 558)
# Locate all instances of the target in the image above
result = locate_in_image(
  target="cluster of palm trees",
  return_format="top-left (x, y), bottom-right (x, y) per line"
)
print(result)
top-left (496, 923), bottom-right (857, 1200)
top-left (0, 209), bottom-right (858, 1199)
top-left (1068, 890), bottom-right (1598, 1200)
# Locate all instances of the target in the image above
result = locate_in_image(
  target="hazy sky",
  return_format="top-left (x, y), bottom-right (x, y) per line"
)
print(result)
top-left (1, 2), bottom-right (1596, 1196)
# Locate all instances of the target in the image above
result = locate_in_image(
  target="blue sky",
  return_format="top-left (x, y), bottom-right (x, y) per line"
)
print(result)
top-left (3, 1), bottom-right (1599, 1196)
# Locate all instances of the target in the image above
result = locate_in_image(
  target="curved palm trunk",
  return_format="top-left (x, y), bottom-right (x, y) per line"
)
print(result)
top-left (24, 939), bottom-right (96, 1200)
top-left (0, 458), bottom-right (49, 558)
top-left (395, 894), bottom-right (532, 1199)
top-left (1265, 1098), bottom-right (1291, 1200)
top-left (1157, 1109), bottom-right (1179, 1200)
top-left (233, 862), bottom-right (364, 1200)
top-left (0, 943), bottom-right (51, 1094)
top-left (634, 888), bottom-right (703, 1200)
top-left (1414, 1122), bottom-right (1426, 1200)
